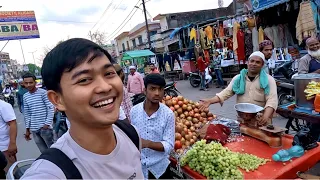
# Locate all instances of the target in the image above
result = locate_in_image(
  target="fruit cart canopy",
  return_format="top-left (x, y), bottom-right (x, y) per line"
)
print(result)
top-left (122, 50), bottom-right (155, 60)
top-left (251, 0), bottom-right (290, 12)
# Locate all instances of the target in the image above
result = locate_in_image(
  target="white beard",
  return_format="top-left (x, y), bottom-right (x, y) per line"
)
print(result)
top-left (308, 49), bottom-right (320, 59)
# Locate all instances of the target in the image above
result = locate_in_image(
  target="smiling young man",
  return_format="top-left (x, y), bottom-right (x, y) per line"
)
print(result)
top-left (21, 38), bottom-right (143, 179)
top-left (130, 74), bottom-right (175, 179)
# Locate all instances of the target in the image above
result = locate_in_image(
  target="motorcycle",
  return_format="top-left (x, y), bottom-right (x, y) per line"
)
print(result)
top-left (3, 93), bottom-right (15, 107)
top-left (131, 82), bottom-right (180, 105)
top-left (189, 72), bottom-right (201, 88)
top-left (274, 61), bottom-right (296, 105)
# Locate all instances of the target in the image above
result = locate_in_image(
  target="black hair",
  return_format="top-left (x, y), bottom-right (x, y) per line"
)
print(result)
top-left (144, 74), bottom-right (166, 88)
top-left (22, 72), bottom-right (36, 81)
top-left (41, 38), bottom-right (115, 92)
top-left (199, 52), bottom-right (203, 56)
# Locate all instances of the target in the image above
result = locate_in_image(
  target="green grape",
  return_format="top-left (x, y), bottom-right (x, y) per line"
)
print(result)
top-left (179, 141), bottom-right (270, 179)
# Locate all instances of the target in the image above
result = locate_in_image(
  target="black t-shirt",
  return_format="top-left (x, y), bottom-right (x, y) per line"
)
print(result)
top-left (248, 76), bottom-right (256, 82)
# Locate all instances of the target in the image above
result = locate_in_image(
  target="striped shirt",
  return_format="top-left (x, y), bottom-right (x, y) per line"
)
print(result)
top-left (23, 88), bottom-right (55, 132)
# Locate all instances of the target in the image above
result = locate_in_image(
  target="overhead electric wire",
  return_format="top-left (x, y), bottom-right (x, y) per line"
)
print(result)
top-left (38, 19), bottom-right (95, 24)
top-left (104, 0), bottom-right (141, 41)
top-left (89, 0), bottom-right (115, 31)
top-left (105, 7), bottom-right (139, 42)
top-left (95, 0), bottom-right (127, 31)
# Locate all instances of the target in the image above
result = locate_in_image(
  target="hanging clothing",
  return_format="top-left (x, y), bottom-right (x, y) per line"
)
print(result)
top-left (199, 28), bottom-right (207, 49)
top-left (258, 27), bottom-right (264, 44)
top-left (278, 25), bottom-right (286, 48)
top-left (226, 37), bottom-right (233, 50)
top-left (219, 24), bottom-right (225, 37)
top-left (190, 28), bottom-right (197, 41)
top-left (245, 31), bottom-right (253, 59)
top-left (271, 26), bottom-right (280, 48)
top-left (296, 1), bottom-right (317, 44)
top-left (237, 30), bottom-right (246, 63)
top-left (284, 24), bottom-right (295, 46)
top-left (205, 26), bottom-right (213, 40)
top-left (252, 27), bottom-right (259, 51)
top-left (233, 21), bottom-right (241, 52)
top-left (264, 27), bottom-right (274, 44)
top-left (311, 1), bottom-right (320, 33)
top-left (247, 17), bottom-right (255, 31)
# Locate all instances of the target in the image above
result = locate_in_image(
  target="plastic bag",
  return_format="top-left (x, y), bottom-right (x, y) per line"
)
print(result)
top-left (292, 128), bottom-right (319, 150)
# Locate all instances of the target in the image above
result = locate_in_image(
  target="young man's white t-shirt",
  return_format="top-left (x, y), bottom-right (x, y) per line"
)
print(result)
top-left (0, 100), bottom-right (16, 151)
top-left (21, 124), bottom-right (144, 179)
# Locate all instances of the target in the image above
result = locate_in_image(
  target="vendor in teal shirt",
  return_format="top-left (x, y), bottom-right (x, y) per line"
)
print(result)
top-left (16, 79), bottom-right (28, 113)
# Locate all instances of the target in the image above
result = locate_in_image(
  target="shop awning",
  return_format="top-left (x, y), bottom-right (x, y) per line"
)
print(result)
top-left (251, 0), bottom-right (290, 12)
top-left (122, 50), bottom-right (155, 60)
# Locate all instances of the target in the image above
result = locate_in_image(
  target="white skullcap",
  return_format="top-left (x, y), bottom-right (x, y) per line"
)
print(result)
top-left (18, 79), bottom-right (23, 83)
top-left (129, 65), bottom-right (136, 70)
top-left (249, 51), bottom-right (265, 61)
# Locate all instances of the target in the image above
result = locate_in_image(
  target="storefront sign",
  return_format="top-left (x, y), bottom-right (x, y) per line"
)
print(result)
top-left (251, 0), bottom-right (290, 12)
top-left (0, 11), bottom-right (40, 41)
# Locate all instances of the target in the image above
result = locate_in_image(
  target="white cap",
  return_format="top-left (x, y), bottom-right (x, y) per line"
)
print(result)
top-left (18, 79), bottom-right (23, 83)
top-left (249, 51), bottom-right (265, 61)
top-left (129, 66), bottom-right (136, 70)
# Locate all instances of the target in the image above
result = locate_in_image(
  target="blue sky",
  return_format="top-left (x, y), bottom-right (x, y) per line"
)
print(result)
top-left (0, 0), bottom-right (232, 65)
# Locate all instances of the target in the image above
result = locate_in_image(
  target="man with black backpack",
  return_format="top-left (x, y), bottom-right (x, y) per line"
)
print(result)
top-left (21, 38), bottom-right (143, 179)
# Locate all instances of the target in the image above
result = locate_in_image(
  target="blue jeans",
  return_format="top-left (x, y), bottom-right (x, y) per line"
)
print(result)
top-left (215, 69), bottom-right (224, 86)
top-left (200, 72), bottom-right (206, 89)
top-left (32, 129), bottom-right (54, 153)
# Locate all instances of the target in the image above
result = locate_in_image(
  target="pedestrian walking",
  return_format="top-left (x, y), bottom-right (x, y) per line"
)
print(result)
top-left (131, 74), bottom-right (175, 179)
top-left (21, 38), bottom-right (143, 179)
top-left (0, 99), bottom-right (17, 174)
top-left (213, 51), bottom-right (225, 89)
top-left (197, 52), bottom-right (209, 91)
top-left (16, 79), bottom-right (28, 113)
top-left (22, 72), bottom-right (55, 153)
top-left (114, 64), bottom-right (133, 121)
top-left (127, 66), bottom-right (145, 94)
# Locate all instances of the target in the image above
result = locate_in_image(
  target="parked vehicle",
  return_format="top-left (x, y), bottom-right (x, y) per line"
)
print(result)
top-left (274, 61), bottom-right (296, 105)
top-left (164, 81), bottom-right (180, 97)
top-left (189, 72), bottom-right (201, 88)
top-left (131, 82), bottom-right (180, 105)
top-left (3, 93), bottom-right (15, 107)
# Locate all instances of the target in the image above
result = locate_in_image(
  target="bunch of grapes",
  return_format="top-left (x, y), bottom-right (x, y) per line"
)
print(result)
top-left (180, 140), bottom-right (270, 179)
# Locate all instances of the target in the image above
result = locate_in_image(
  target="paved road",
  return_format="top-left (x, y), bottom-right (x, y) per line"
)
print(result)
top-left (14, 79), bottom-right (289, 160)
top-left (14, 108), bottom-right (41, 161)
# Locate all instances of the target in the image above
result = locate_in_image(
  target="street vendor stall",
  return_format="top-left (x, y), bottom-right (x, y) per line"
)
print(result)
top-left (161, 95), bottom-right (320, 179)
top-left (170, 134), bottom-right (320, 179)
top-left (121, 49), bottom-right (156, 74)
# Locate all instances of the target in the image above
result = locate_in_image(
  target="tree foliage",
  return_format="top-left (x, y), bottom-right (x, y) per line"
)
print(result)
top-left (27, 63), bottom-right (41, 75)
top-left (88, 31), bottom-right (107, 45)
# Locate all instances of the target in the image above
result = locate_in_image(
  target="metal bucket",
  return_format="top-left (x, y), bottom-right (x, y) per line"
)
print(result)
top-left (293, 74), bottom-right (320, 110)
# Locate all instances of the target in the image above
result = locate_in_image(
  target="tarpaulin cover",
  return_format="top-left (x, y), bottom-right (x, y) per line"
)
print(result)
top-left (251, 0), bottom-right (290, 12)
top-left (169, 24), bottom-right (193, 39)
top-left (122, 50), bottom-right (155, 60)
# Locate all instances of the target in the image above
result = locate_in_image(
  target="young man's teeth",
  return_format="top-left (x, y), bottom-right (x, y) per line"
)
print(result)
top-left (94, 98), bottom-right (114, 107)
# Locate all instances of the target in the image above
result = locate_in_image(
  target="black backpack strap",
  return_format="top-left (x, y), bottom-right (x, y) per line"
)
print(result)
top-left (36, 148), bottom-right (82, 179)
top-left (114, 120), bottom-right (140, 150)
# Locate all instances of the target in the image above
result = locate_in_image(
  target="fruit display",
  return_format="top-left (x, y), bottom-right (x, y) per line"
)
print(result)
top-left (161, 95), bottom-right (216, 154)
top-left (180, 140), bottom-right (270, 179)
top-left (304, 81), bottom-right (320, 100)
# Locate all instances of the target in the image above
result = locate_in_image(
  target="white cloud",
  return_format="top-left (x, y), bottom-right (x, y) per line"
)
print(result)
top-left (0, 0), bottom-right (232, 66)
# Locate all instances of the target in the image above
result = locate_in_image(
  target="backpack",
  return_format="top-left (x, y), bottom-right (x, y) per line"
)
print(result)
top-left (36, 120), bottom-right (139, 179)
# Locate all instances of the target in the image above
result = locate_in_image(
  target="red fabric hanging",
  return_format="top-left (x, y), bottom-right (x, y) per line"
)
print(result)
top-left (237, 30), bottom-right (246, 64)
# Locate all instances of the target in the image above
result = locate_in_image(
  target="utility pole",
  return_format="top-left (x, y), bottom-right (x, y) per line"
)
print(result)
top-left (142, 0), bottom-right (151, 49)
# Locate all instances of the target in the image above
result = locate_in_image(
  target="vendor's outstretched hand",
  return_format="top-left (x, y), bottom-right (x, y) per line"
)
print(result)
top-left (199, 99), bottom-right (211, 111)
